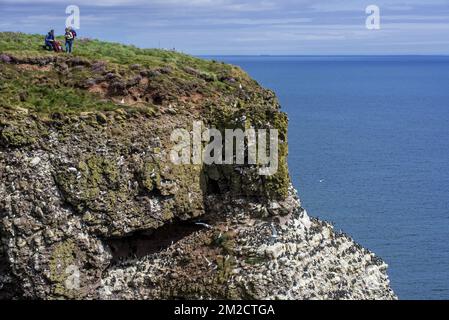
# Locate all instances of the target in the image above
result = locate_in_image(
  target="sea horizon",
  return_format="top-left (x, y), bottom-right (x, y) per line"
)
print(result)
top-left (199, 54), bottom-right (449, 57)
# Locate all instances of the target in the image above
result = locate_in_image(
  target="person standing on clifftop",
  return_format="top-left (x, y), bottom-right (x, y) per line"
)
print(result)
top-left (64, 27), bottom-right (74, 53)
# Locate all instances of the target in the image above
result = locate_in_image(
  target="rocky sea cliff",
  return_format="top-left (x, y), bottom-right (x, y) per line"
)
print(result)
top-left (0, 32), bottom-right (396, 299)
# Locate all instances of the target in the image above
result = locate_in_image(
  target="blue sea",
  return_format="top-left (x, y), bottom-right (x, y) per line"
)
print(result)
top-left (204, 56), bottom-right (449, 300)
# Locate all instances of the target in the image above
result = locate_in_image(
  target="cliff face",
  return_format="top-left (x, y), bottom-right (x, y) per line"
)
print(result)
top-left (0, 33), bottom-right (396, 300)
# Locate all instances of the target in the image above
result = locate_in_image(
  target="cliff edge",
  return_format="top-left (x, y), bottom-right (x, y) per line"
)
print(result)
top-left (0, 32), bottom-right (396, 299)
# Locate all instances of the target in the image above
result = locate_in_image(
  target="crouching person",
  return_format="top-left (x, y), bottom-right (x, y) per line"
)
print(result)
top-left (43, 30), bottom-right (55, 51)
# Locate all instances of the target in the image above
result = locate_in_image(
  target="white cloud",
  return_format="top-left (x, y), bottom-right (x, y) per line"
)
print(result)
top-left (1, 0), bottom-right (449, 54)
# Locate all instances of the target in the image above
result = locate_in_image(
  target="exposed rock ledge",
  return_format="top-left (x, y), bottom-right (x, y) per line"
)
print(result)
top-left (100, 187), bottom-right (396, 300)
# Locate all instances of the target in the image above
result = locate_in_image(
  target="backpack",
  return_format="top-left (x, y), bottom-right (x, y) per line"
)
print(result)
top-left (53, 41), bottom-right (63, 52)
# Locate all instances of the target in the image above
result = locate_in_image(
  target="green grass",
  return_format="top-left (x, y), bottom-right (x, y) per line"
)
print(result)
top-left (0, 32), bottom-right (254, 115)
top-left (0, 62), bottom-right (119, 114)
top-left (1, 83), bottom-right (118, 114)
top-left (0, 32), bottom-right (237, 75)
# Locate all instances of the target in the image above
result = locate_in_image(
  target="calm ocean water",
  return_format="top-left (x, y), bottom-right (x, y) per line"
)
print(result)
top-left (204, 56), bottom-right (449, 300)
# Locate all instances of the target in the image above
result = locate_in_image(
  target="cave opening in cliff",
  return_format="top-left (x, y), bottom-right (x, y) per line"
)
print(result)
top-left (206, 177), bottom-right (221, 194)
top-left (104, 220), bottom-right (207, 263)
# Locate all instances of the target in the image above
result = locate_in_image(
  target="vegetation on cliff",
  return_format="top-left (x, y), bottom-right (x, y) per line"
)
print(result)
top-left (0, 32), bottom-right (293, 298)
top-left (0, 32), bottom-right (255, 114)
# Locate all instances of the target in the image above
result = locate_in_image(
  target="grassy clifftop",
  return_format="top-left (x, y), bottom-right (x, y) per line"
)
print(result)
top-left (0, 32), bottom-right (258, 115)
top-left (0, 32), bottom-right (230, 74)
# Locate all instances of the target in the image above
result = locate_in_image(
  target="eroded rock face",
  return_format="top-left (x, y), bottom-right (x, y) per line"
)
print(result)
top-left (0, 110), bottom-right (290, 299)
top-left (0, 41), bottom-right (395, 299)
top-left (100, 187), bottom-right (396, 300)
top-left (0, 57), bottom-right (291, 299)
top-left (0, 117), bottom-right (396, 300)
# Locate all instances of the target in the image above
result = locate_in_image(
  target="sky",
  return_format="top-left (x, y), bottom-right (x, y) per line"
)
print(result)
top-left (0, 0), bottom-right (449, 55)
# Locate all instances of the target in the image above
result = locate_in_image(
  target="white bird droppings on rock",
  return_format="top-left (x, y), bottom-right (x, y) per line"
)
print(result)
top-left (30, 157), bottom-right (41, 167)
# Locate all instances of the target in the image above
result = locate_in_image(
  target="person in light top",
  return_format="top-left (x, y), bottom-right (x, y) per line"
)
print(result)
top-left (64, 27), bottom-right (75, 53)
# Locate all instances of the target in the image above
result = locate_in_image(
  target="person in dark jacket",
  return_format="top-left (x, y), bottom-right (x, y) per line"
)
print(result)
top-left (44, 30), bottom-right (55, 51)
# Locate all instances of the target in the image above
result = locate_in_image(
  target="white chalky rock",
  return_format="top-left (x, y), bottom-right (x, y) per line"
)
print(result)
top-left (265, 243), bottom-right (285, 259)
top-left (30, 157), bottom-right (41, 167)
